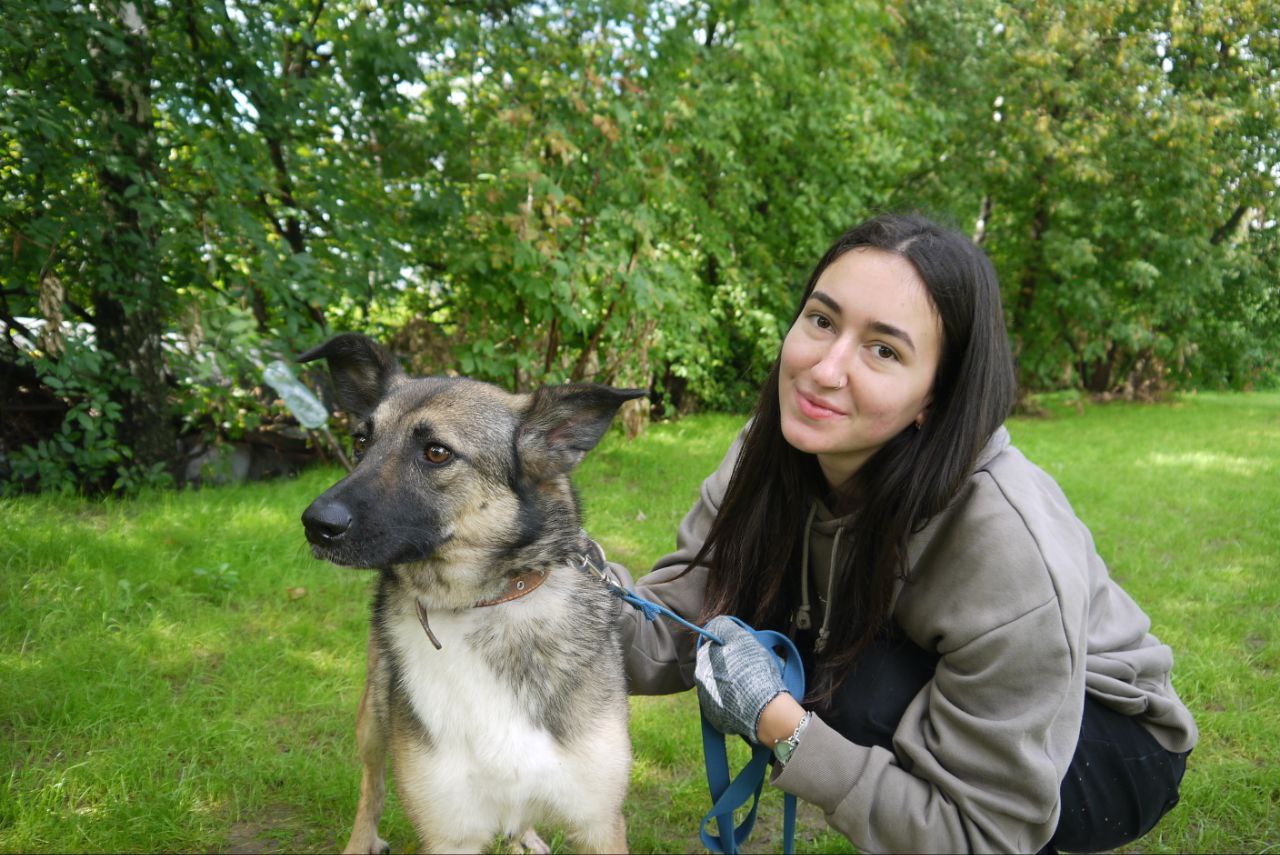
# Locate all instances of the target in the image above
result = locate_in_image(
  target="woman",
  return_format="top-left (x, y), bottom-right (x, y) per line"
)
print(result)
top-left (608, 214), bottom-right (1196, 853)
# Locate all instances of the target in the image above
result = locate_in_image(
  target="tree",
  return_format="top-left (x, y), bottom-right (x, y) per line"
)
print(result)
top-left (3, 3), bottom-right (178, 489)
top-left (3, 0), bottom-right (1276, 493)
top-left (2, 0), bottom-right (422, 490)
top-left (903, 0), bottom-right (1279, 394)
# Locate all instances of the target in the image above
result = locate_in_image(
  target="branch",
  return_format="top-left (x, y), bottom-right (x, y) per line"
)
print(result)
top-left (256, 191), bottom-right (292, 247)
top-left (63, 298), bottom-right (94, 323)
top-left (0, 310), bottom-right (36, 343)
top-left (1210, 204), bottom-right (1248, 245)
top-left (569, 237), bottom-right (640, 382)
top-left (704, 9), bottom-right (719, 47)
top-left (306, 0), bottom-right (326, 34)
top-left (973, 195), bottom-right (993, 246)
top-left (543, 314), bottom-right (560, 376)
top-left (570, 297), bottom-right (616, 383)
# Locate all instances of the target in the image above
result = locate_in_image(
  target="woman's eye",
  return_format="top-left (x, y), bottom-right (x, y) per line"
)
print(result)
top-left (424, 444), bottom-right (453, 465)
top-left (873, 344), bottom-right (899, 361)
top-left (809, 312), bottom-right (833, 330)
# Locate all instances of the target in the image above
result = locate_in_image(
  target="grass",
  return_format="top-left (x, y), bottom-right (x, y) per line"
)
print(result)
top-left (1, 392), bottom-right (1278, 853)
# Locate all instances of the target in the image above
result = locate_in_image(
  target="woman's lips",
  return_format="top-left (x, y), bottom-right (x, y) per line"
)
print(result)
top-left (796, 389), bottom-right (846, 419)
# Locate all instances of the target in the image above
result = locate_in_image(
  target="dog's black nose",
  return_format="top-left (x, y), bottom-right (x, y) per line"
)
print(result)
top-left (302, 500), bottom-right (353, 544)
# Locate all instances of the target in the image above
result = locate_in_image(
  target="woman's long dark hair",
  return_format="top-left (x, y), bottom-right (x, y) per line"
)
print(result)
top-left (693, 213), bottom-right (1017, 700)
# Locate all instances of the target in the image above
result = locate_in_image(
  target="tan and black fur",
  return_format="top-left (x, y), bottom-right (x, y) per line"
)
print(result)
top-left (299, 334), bottom-right (639, 854)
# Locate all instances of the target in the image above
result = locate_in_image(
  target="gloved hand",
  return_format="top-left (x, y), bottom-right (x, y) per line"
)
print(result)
top-left (695, 615), bottom-right (787, 744)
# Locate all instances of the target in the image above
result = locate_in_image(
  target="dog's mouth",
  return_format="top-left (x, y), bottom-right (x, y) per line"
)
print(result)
top-left (306, 531), bottom-right (452, 570)
top-left (307, 542), bottom-right (376, 568)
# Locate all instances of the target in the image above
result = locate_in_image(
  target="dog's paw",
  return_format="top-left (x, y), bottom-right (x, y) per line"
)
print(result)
top-left (516, 828), bottom-right (551, 855)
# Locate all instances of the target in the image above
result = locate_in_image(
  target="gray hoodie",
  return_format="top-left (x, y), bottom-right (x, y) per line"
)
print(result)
top-left (610, 426), bottom-right (1197, 853)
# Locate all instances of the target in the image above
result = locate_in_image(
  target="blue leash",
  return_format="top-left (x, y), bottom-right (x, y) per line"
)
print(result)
top-left (576, 540), bottom-right (724, 647)
top-left (696, 617), bottom-right (805, 855)
top-left (578, 541), bottom-right (804, 854)
top-left (617, 587), bottom-right (725, 646)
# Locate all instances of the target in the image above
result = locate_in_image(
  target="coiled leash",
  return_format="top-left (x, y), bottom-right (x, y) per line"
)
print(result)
top-left (696, 617), bottom-right (805, 855)
top-left (576, 540), bottom-right (804, 855)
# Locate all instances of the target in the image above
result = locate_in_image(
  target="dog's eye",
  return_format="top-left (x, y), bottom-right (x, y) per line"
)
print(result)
top-left (352, 435), bottom-right (369, 455)
top-left (424, 444), bottom-right (452, 465)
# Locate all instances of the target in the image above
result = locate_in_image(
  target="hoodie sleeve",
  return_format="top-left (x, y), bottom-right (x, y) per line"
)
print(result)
top-left (773, 601), bottom-right (1077, 853)
top-left (606, 433), bottom-right (742, 695)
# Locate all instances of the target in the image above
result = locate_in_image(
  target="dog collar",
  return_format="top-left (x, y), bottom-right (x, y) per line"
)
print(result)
top-left (413, 569), bottom-right (550, 652)
top-left (473, 569), bottom-right (549, 608)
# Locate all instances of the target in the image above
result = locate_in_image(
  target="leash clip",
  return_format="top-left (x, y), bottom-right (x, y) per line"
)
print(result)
top-left (574, 536), bottom-right (725, 646)
top-left (578, 548), bottom-right (610, 584)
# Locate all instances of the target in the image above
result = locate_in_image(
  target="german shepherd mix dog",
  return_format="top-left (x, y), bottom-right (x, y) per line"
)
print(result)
top-left (298, 334), bottom-right (639, 854)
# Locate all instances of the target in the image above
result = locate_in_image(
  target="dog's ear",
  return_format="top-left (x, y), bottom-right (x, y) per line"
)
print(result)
top-left (517, 384), bottom-right (646, 481)
top-left (297, 333), bottom-right (403, 418)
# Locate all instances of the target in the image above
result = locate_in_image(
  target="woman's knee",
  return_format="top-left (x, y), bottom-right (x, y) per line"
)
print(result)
top-left (1051, 697), bottom-right (1189, 851)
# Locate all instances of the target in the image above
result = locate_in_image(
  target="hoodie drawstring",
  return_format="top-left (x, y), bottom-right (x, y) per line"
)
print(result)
top-left (796, 504), bottom-right (818, 631)
top-left (795, 502), bottom-right (845, 654)
top-left (814, 525), bottom-right (842, 655)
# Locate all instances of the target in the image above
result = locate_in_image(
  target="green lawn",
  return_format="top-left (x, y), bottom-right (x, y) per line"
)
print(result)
top-left (2, 392), bottom-right (1277, 853)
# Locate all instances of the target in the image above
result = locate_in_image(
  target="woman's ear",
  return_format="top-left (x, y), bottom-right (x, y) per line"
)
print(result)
top-left (914, 397), bottom-right (931, 429)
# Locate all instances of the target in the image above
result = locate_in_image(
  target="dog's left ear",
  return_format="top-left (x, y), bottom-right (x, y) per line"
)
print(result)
top-left (517, 384), bottom-right (646, 481)
top-left (297, 333), bottom-right (404, 419)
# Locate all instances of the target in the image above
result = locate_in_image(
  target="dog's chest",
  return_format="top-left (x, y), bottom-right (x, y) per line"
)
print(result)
top-left (385, 605), bottom-right (563, 779)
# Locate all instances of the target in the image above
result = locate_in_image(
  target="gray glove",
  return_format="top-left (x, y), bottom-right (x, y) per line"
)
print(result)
top-left (695, 615), bottom-right (787, 744)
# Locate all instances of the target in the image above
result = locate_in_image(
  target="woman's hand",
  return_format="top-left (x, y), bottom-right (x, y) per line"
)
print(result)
top-left (695, 615), bottom-right (792, 744)
top-left (755, 692), bottom-right (807, 746)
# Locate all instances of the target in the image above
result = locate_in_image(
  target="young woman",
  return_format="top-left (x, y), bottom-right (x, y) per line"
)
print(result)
top-left (607, 214), bottom-right (1196, 853)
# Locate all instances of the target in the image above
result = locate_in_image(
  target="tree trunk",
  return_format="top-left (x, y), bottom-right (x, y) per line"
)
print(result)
top-left (1010, 187), bottom-right (1050, 390)
top-left (89, 2), bottom-right (177, 482)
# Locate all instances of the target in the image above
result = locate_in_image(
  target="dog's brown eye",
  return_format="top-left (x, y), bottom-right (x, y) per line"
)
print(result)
top-left (424, 444), bottom-right (452, 465)
top-left (353, 435), bottom-right (369, 454)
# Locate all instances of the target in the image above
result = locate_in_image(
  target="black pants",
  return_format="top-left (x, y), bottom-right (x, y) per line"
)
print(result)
top-left (812, 632), bottom-right (1189, 852)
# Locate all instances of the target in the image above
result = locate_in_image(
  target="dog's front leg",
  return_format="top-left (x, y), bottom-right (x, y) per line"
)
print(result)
top-left (570, 814), bottom-right (628, 855)
top-left (345, 631), bottom-right (390, 855)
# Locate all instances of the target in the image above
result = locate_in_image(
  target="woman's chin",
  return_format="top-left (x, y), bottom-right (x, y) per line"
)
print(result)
top-left (781, 415), bottom-right (832, 456)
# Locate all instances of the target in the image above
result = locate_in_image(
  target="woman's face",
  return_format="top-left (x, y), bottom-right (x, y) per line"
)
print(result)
top-left (778, 248), bottom-right (943, 487)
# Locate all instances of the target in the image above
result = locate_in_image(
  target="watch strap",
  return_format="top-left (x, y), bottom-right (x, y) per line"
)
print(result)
top-left (772, 710), bottom-right (812, 766)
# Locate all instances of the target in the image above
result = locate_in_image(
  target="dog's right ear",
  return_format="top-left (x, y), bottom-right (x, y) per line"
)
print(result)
top-left (297, 333), bottom-right (403, 418)
top-left (517, 384), bottom-right (646, 482)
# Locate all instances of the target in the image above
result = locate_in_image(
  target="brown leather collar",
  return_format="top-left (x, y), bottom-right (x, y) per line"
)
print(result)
top-left (474, 568), bottom-right (549, 607)
top-left (413, 569), bottom-right (550, 652)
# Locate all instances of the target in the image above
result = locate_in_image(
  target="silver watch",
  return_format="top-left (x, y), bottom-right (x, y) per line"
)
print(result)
top-left (772, 710), bottom-right (813, 766)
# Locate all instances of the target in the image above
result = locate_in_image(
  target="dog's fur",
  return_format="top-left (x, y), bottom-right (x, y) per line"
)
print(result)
top-left (299, 334), bottom-right (639, 854)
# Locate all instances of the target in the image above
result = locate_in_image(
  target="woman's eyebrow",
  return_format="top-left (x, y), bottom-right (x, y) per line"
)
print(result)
top-left (809, 291), bottom-right (917, 354)
top-left (869, 321), bottom-right (916, 354)
top-left (810, 290), bottom-right (842, 315)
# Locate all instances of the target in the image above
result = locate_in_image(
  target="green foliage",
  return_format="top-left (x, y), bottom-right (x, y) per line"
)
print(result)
top-left (5, 339), bottom-right (172, 495)
top-left (903, 0), bottom-right (1280, 393)
top-left (1, 1), bottom-right (1277, 494)
top-left (367, 0), bottom-right (920, 408)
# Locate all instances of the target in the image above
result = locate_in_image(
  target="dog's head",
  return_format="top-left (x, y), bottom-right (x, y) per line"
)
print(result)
top-left (298, 334), bottom-right (641, 600)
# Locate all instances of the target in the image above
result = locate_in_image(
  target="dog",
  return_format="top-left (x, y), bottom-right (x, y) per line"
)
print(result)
top-left (298, 333), bottom-right (639, 854)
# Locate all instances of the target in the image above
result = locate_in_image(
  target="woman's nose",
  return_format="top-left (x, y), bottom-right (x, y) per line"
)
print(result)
top-left (810, 339), bottom-right (852, 389)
